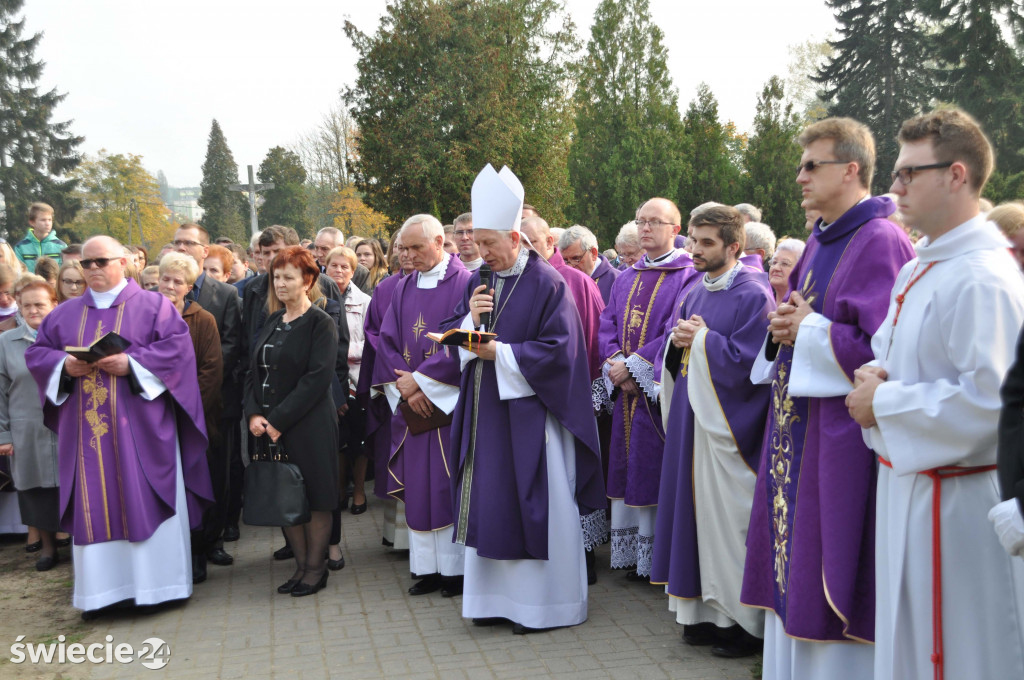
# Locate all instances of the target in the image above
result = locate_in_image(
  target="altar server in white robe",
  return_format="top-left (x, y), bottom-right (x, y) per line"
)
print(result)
top-left (847, 108), bottom-right (1024, 680)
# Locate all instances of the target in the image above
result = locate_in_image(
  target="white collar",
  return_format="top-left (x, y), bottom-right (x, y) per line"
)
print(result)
top-left (914, 214), bottom-right (1010, 263)
top-left (0, 303), bottom-right (16, 316)
top-left (461, 256), bottom-right (484, 271)
top-left (416, 253), bottom-right (450, 289)
top-left (645, 248), bottom-right (680, 265)
top-left (497, 246), bottom-right (529, 278)
top-left (88, 278), bottom-right (129, 310)
top-left (702, 262), bottom-right (744, 292)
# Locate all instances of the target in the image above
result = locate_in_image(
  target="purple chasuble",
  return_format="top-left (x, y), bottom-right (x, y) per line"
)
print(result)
top-left (591, 255), bottom-right (620, 305)
top-left (549, 248), bottom-right (605, 381)
top-left (359, 271), bottom-right (405, 501)
top-left (25, 280), bottom-right (213, 545)
top-left (446, 250), bottom-right (604, 560)
top-left (372, 256), bottom-right (470, 531)
top-left (740, 196), bottom-right (915, 641)
top-left (597, 250), bottom-right (701, 505)
top-left (648, 269), bottom-right (773, 594)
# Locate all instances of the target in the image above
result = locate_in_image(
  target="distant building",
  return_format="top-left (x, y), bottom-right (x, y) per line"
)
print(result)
top-left (168, 186), bottom-right (205, 223)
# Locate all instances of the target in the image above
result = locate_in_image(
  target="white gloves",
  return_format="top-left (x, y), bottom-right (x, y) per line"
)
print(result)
top-left (988, 499), bottom-right (1024, 557)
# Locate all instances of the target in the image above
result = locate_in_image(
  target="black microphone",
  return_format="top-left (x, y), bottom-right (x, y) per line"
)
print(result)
top-left (478, 264), bottom-right (492, 330)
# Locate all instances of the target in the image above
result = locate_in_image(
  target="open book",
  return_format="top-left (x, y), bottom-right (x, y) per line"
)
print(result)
top-left (426, 329), bottom-right (496, 348)
top-left (65, 332), bottom-right (131, 362)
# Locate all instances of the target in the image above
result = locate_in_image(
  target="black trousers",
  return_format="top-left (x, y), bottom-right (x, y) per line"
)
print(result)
top-left (191, 428), bottom-right (230, 554)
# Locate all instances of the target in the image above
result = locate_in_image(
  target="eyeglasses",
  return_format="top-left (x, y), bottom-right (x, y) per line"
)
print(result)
top-left (890, 162), bottom-right (953, 186)
top-left (635, 219), bottom-right (678, 229)
top-left (564, 254), bottom-right (586, 265)
top-left (80, 257), bottom-right (117, 269)
top-left (454, 230), bottom-right (473, 237)
top-left (172, 239), bottom-right (204, 248)
top-left (796, 159), bottom-right (850, 174)
top-left (61, 278), bottom-right (84, 287)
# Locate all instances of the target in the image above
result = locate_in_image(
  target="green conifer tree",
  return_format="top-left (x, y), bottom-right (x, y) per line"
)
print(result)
top-left (0, 0), bottom-right (83, 236)
top-left (198, 119), bottom-right (247, 242)
top-left (257, 146), bottom-right (309, 237)
top-left (680, 84), bottom-right (742, 211)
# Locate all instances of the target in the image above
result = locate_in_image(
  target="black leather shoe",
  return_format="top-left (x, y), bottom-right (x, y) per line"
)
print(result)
top-left (710, 629), bottom-right (762, 658)
top-left (222, 525), bottom-right (240, 542)
top-left (585, 547), bottom-right (597, 585)
top-left (440, 575), bottom-right (463, 597)
top-left (273, 544), bottom-right (293, 560)
top-left (382, 537), bottom-right (394, 547)
top-left (56, 537), bottom-right (71, 548)
top-left (277, 578), bottom-right (302, 594)
top-left (472, 617), bottom-right (506, 627)
top-left (624, 569), bottom-right (648, 583)
top-left (682, 622), bottom-right (718, 646)
top-left (35, 553), bottom-right (59, 572)
top-left (206, 548), bottom-right (234, 566)
top-left (350, 501), bottom-right (367, 515)
top-left (513, 623), bottom-right (559, 635)
top-left (408, 574), bottom-right (442, 596)
top-left (292, 571), bottom-right (328, 597)
top-left (327, 554), bottom-right (346, 571)
top-left (25, 540), bottom-right (42, 553)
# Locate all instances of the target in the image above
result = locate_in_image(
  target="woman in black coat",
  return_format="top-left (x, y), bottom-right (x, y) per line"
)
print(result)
top-left (246, 246), bottom-right (339, 597)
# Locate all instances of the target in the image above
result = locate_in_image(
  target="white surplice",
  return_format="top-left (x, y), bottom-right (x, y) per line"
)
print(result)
top-left (459, 334), bottom-right (587, 629)
top-left (863, 216), bottom-right (1024, 680)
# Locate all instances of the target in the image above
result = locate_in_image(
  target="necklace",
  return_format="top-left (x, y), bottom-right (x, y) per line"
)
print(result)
top-left (885, 261), bottom-right (936, 360)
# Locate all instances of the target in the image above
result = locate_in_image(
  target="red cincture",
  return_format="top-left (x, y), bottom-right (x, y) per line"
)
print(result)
top-left (886, 262), bottom-right (937, 360)
top-left (878, 457), bottom-right (997, 680)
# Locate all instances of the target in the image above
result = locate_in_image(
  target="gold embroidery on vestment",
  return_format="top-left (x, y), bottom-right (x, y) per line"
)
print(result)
top-left (769, 362), bottom-right (799, 595)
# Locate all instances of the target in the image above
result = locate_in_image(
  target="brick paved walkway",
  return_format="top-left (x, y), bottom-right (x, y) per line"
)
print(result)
top-left (6, 492), bottom-right (759, 680)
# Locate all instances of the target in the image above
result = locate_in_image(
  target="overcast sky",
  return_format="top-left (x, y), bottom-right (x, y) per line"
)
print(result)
top-left (23, 0), bottom-right (835, 188)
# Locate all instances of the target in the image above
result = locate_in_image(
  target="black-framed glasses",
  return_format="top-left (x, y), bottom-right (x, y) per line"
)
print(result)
top-left (890, 162), bottom-right (953, 186)
top-left (797, 159), bottom-right (850, 174)
top-left (80, 257), bottom-right (116, 269)
top-left (636, 219), bottom-right (678, 229)
top-left (564, 254), bottom-right (586, 265)
top-left (172, 239), bottom-right (203, 248)
top-left (60, 278), bottom-right (84, 287)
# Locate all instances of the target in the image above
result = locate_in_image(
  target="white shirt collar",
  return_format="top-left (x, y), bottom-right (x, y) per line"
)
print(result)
top-left (645, 248), bottom-right (680, 265)
top-left (416, 253), bottom-right (451, 289)
top-left (702, 262), bottom-right (744, 292)
top-left (88, 278), bottom-right (129, 310)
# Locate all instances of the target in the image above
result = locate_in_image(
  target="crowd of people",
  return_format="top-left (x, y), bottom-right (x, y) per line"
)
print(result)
top-left (2, 106), bottom-right (1024, 679)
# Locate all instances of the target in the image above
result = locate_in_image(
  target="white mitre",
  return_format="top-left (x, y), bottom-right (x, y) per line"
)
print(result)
top-left (471, 164), bottom-right (525, 232)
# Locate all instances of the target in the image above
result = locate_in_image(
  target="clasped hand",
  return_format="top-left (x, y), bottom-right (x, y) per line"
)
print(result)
top-left (248, 414), bottom-right (282, 442)
top-left (769, 291), bottom-right (813, 346)
top-left (845, 365), bottom-right (888, 428)
top-left (394, 369), bottom-right (435, 418)
top-left (607, 360), bottom-right (639, 396)
top-left (671, 315), bottom-right (706, 349)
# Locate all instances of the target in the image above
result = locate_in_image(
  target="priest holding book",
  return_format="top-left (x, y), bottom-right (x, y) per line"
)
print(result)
top-left (446, 165), bottom-right (605, 633)
top-left (26, 235), bottom-right (213, 617)
top-left (372, 213), bottom-right (471, 597)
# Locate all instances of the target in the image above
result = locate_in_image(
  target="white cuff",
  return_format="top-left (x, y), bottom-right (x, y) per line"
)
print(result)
top-left (128, 357), bottom-right (167, 400)
top-left (457, 313), bottom-right (479, 371)
top-left (625, 353), bottom-right (659, 401)
top-left (383, 383), bottom-right (401, 413)
top-left (46, 358), bottom-right (69, 406)
top-left (989, 499), bottom-right (1024, 557)
top-left (495, 343), bottom-right (535, 400)
top-left (790, 313), bottom-right (853, 397)
top-left (601, 352), bottom-right (624, 399)
top-left (749, 335), bottom-right (775, 385)
top-left (412, 371), bottom-right (459, 415)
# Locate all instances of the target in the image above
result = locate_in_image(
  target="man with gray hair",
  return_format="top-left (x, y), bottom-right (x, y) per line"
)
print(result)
top-left (315, 227), bottom-right (371, 293)
top-left (614, 222), bottom-right (642, 270)
top-left (373, 214), bottom-right (470, 597)
top-left (560, 225), bottom-right (619, 304)
top-left (742, 222), bottom-right (776, 272)
top-left (734, 203), bottom-right (762, 223)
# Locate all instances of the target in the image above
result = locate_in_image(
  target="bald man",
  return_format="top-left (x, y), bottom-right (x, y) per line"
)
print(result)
top-left (26, 235), bottom-right (213, 617)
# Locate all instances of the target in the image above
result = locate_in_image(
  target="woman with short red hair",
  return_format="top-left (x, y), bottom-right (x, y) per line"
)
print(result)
top-left (245, 246), bottom-right (340, 597)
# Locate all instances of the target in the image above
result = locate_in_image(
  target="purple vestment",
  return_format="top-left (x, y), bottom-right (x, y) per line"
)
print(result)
top-left (447, 250), bottom-right (604, 560)
top-left (591, 255), bottom-right (620, 305)
top-left (360, 272), bottom-right (405, 501)
top-left (373, 255), bottom-right (470, 531)
top-left (549, 248), bottom-right (605, 381)
top-left (741, 196), bottom-right (915, 642)
top-left (649, 269), bottom-right (773, 596)
top-left (597, 250), bottom-right (701, 505)
top-left (25, 280), bottom-right (213, 545)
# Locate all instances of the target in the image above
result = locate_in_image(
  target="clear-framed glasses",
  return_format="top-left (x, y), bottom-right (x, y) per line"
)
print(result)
top-left (564, 254), bottom-right (586, 265)
top-left (890, 162), bottom-right (953, 186)
top-left (454, 229), bottom-right (473, 238)
top-left (635, 219), bottom-right (677, 229)
top-left (172, 239), bottom-right (203, 248)
top-left (61, 278), bottom-right (84, 287)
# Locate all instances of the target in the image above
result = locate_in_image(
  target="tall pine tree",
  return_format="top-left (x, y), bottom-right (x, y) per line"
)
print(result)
top-left (743, 77), bottom-right (805, 236)
top-left (568, 0), bottom-right (687, 243)
top-left (0, 0), bottom-right (82, 237)
top-left (814, 0), bottom-right (932, 194)
top-left (257, 146), bottom-right (309, 236)
top-left (198, 119), bottom-right (247, 242)
top-left (924, 0), bottom-right (1024, 175)
top-left (680, 84), bottom-right (742, 211)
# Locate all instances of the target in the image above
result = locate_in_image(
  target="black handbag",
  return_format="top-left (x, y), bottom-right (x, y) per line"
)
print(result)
top-left (242, 437), bottom-right (311, 527)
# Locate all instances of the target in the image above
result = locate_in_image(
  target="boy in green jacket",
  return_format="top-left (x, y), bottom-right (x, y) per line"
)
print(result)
top-left (15, 202), bottom-right (66, 272)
